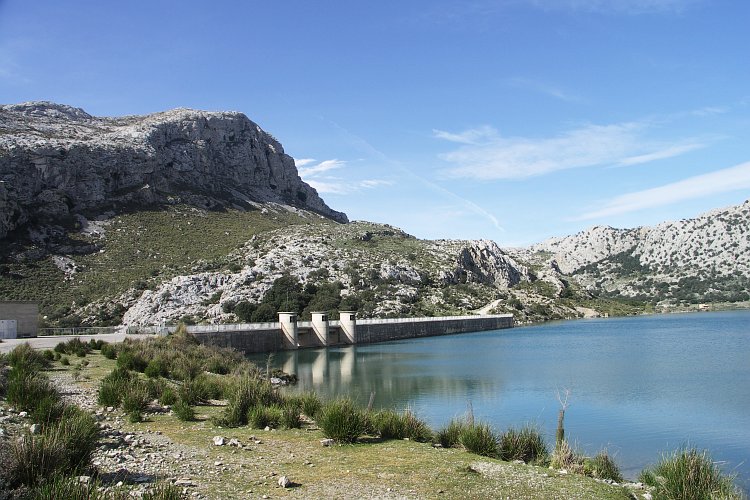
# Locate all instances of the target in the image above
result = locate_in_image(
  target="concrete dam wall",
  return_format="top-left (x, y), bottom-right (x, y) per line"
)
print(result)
top-left (181, 313), bottom-right (514, 354)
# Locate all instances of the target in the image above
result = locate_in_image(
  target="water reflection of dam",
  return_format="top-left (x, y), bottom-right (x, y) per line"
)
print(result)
top-left (267, 343), bottom-right (502, 410)
top-left (184, 312), bottom-right (513, 354)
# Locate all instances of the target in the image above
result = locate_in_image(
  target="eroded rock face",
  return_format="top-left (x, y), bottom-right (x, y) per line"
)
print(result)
top-left (453, 240), bottom-right (529, 288)
top-left (0, 102), bottom-right (347, 240)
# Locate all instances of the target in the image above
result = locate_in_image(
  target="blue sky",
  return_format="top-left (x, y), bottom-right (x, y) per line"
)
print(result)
top-left (1, 0), bottom-right (749, 245)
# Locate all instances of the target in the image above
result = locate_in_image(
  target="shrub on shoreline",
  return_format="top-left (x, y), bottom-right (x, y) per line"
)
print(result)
top-left (584, 450), bottom-right (623, 482)
top-left (639, 447), bottom-right (742, 499)
top-left (460, 422), bottom-right (500, 458)
top-left (318, 398), bottom-right (367, 443)
top-left (498, 426), bottom-right (549, 465)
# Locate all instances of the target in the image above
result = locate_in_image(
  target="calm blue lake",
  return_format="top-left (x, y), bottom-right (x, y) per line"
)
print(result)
top-left (251, 310), bottom-right (750, 489)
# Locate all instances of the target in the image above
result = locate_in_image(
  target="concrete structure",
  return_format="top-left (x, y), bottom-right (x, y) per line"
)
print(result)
top-left (0, 301), bottom-right (39, 338)
top-left (310, 312), bottom-right (330, 346)
top-left (278, 312), bottom-right (299, 349)
top-left (182, 312), bottom-right (513, 354)
top-left (338, 311), bottom-right (357, 344)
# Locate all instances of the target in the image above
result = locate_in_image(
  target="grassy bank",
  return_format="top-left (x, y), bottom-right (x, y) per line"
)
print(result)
top-left (1, 337), bottom-right (745, 499)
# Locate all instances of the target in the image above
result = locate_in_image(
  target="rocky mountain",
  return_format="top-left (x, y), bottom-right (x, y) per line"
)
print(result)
top-left (0, 102), bottom-right (347, 244)
top-left (528, 200), bottom-right (750, 305)
top-left (120, 221), bottom-right (532, 325)
top-left (2, 101), bottom-right (748, 328)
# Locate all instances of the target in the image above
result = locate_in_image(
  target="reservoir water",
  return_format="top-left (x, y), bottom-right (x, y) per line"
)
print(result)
top-left (251, 310), bottom-right (750, 489)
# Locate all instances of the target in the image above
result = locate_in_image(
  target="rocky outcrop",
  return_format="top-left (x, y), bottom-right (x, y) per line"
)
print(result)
top-left (120, 222), bottom-right (532, 326)
top-left (528, 200), bottom-right (750, 302)
top-left (531, 201), bottom-right (750, 276)
top-left (0, 102), bottom-right (347, 240)
top-left (453, 240), bottom-right (528, 288)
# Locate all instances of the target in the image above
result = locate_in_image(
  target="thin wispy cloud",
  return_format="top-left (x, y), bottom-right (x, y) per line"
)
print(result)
top-left (505, 77), bottom-right (581, 102)
top-left (527, 0), bottom-right (700, 15)
top-left (293, 158), bottom-right (317, 168)
top-left (324, 118), bottom-right (504, 233)
top-left (574, 161), bottom-right (750, 220)
top-left (295, 158), bottom-right (391, 195)
top-left (432, 125), bottom-right (497, 145)
top-left (436, 122), bottom-right (706, 180)
top-left (296, 158), bottom-right (346, 177)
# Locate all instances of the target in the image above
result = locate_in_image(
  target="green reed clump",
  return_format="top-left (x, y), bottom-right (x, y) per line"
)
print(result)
top-left (371, 409), bottom-right (432, 442)
top-left (286, 391), bottom-right (322, 419)
top-left (584, 449), bottom-right (623, 482)
top-left (97, 366), bottom-right (133, 407)
top-left (6, 343), bottom-right (50, 370)
top-left (318, 398), bottom-right (367, 443)
top-left (460, 422), bottom-right (500, 458)
top-left (54, 338), bottom-right (91, 357)
top-left (25, 472), bottom-right (105, 499)
top-left (172, 399), bottom-right (195, 422)
top-left (498, 426), bottom-right (549, 465)
top-left (116, 349), bottom-right (148, 372)
top-left (144, 357), bottom-right (169, 378)
top-left (7, 405), bottom-right (99, 487)
top-left (214, 375), bottom-right (282, 427)
top-left (248, 405), bottom-right (283, 429)
top-left (435, 419), bottom-right (468, 448)
top-left (142, 481), bottom-right (186, 500)
top-left (100, 343), bottom-right (118, 359)
top-left (159, 386), bottom-right (178, 406)
top-left (122, 380), bottom-right (151, 422)
top-left (280, 401), bottom-right (303, 429)
top-left (639, 448), bottom-right (742, 500)
top-left (5, 368), bottom-right (59, 413)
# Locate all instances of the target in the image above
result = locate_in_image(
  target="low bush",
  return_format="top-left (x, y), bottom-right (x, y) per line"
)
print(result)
top-left (122, 381), bottom-right (151, 422)
top-left (60, 356), bottom-right (70, 366)
top-left (54, 338), bottom-right (91, 357)
top-left (318, 399), bottom-right (367, 443)
top-left (215, 375), bottom-right (282, 427)
top-left (144, 358), bottom-right (169, 378)
top-left (42, 350), bottom-right (55, 361)
top-left (159, 386), bottom-right (178, 406)
top-left (435, 419), bottom-right (467, 448)
top-left (248, 405), bottom-right (283, 429)
top-left (639, 448), bottom-right (742, 500)
top-left (97, 366), bottom-right (133, 407)
top-left (584, 450), bottom-right (623, 482)
top-left (281, 402), bottom-right (302, 429)
top-left (371, 409), bottom-right (432, 442)
top-left (7, 405), bottom-right (98, 487)
top-left (551, 440), bottom-right (585, 472)
top-left (172, 399), bottom-right (195, 422)
top-left (460, 422), bottom-right (499, 458)
top-left (5, 369), bottom-right (59, 413)
top-left (116, 350), bottom-right (147, 372)
top-left (498, 426), bottom-right (548, 465)
top-left (6, 343), bottom-right (50, 371)
top-left (100, 343), bottom-right (117, 359)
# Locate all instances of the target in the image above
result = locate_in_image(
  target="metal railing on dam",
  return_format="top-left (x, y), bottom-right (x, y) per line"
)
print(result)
top-left (151, 312), bottom-right (515, 354)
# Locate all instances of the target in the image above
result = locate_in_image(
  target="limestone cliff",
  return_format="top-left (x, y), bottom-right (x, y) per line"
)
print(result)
top-left (527, 200), bottom-right (750, 303)
top-left (0, 102), bottom-right (347, 241)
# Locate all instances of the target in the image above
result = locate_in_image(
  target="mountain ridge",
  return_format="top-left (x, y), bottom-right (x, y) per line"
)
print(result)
top-left (0, 101), bottom-right (347, 243)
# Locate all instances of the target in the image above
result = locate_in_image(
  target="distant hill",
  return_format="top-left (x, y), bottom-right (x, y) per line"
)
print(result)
top-left (526, 200), bottom-right (750, 305)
